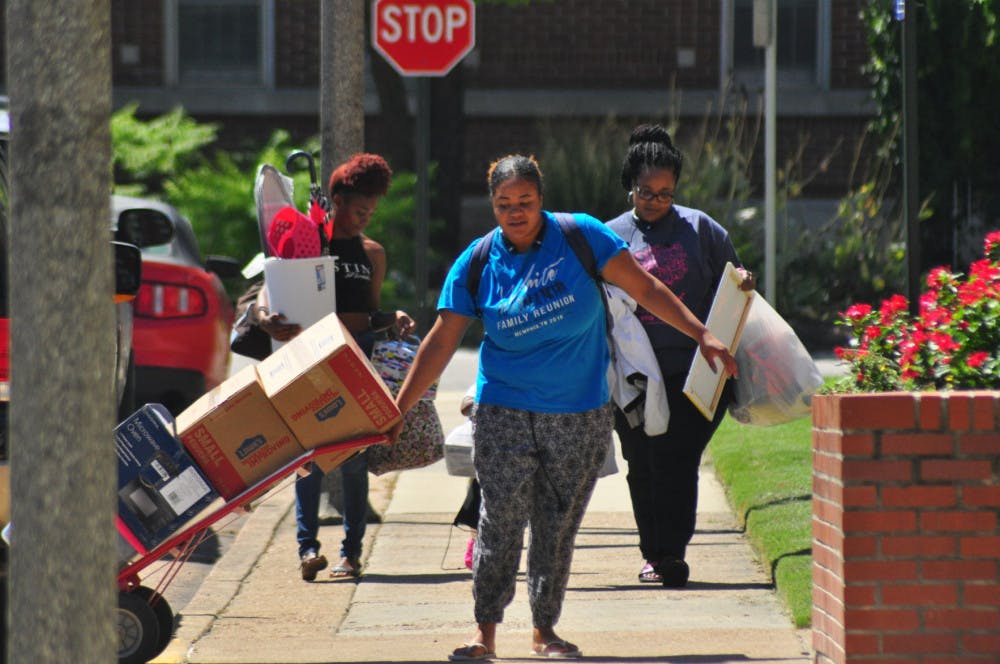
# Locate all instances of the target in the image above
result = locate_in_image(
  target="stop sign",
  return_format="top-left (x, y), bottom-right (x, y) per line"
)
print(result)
top-left (372, 0), bottom-right (476, 77)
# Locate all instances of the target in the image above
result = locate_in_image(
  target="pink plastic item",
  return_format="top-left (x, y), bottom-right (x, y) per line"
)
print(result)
top-left (267, 206), bottom-right (321, 259)
top-left (464, 537), bottom-right (476, 570)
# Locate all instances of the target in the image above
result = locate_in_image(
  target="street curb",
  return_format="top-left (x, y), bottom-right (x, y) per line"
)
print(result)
top-left (152, 485), bottom-right (296, 663)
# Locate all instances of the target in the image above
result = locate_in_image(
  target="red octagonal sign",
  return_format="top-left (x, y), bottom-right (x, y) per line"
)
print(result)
top-left (372, 0), bottom-right (476, 77)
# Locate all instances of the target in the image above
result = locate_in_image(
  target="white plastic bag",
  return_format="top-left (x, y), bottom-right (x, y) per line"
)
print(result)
top-left (728, 294), bottom-right (823, 426)
top-left (444, 420), bottom-right (475, 477)
top-left (596, 437), bottom-right (618, 478)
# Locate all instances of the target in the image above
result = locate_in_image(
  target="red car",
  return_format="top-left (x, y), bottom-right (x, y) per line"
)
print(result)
top-left (117, 196), bottom-right (241, 415)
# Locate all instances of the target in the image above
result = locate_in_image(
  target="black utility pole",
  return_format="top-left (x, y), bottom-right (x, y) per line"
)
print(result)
top-left (899, 0), bottom-right (921, 313)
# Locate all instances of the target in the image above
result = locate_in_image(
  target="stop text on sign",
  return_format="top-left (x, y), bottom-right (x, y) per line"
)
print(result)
top-left (377, 4), bottom-right (468, 44)
top-left (371, 0), bottom-right (475, 77)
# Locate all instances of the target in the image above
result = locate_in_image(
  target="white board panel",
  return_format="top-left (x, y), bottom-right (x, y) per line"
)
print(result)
top-left (682, 262), bottom-right (754, 420)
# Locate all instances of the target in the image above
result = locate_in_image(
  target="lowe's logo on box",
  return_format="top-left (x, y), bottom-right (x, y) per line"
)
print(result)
top-left (236, 435), bottom-right (267, 460)
top-left (315, 396), bottom-right (346, 421)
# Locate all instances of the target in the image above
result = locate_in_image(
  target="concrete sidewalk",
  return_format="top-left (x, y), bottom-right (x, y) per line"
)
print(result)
top-left (152, 381), bottom-right (816, 663)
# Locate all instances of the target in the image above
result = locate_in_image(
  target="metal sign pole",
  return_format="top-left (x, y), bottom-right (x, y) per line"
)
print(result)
top-left (754, 0), bottom-right (777, 305)
top-left (898, 0), bottom-right (921, 313)
top-left (415, 78), bottom-right (431, 332)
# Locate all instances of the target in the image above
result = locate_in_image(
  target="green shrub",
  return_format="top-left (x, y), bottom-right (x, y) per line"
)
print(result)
top-left (111, 103), bottom-right (217, 190)
top-left (537, 116), bottom-right (631, 223)
top-left (365, 167), bottom-right (446, 315)
top-left (163, 130), bottom-right (317, 266)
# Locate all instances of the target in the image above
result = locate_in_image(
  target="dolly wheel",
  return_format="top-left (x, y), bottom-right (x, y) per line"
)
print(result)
top-left (135, 586), bottom-right (174, 659)
top-left (118, 590), bottom-right (160, 664)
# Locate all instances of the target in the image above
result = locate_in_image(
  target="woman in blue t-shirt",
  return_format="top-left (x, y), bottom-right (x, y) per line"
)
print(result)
top-left (606, 124), bottom-right (754, 588)
top-left (391, 154), bottom-right (736, 662)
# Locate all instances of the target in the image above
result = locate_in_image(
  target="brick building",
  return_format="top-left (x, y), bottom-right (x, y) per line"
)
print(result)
top-left (1, 0), bottom-right (877, 236)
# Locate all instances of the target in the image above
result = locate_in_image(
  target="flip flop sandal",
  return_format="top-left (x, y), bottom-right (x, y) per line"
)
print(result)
top-left (638, 562), bottom-right (662, 583)
top-left (530, 640), bottom-right (582, 659)
top-left (329, 558), bottom-right (361, 579)
top-left (449, 642), bottom-right (496, 661)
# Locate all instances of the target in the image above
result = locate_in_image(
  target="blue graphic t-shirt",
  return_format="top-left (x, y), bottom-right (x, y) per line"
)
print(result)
top-left (438, 212), bottom-right (627, 413)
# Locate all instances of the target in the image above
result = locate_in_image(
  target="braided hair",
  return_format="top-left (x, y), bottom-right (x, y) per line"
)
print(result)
top-left (619, 124), bottom-right (683, 191)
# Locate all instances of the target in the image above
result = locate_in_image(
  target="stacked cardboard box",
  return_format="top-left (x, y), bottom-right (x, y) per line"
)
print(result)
top-left (178, 313), bottom-right (401, 494)
top-left (176, 365), bottom-right (304, 500)
top-left (256, 313), bottom-right (401, 448)
top-left (116, 316), bottom-right (401, 564)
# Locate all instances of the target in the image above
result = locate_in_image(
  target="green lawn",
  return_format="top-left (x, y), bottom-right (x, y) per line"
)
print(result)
top-left (706, 413), bottom-right (814, 628)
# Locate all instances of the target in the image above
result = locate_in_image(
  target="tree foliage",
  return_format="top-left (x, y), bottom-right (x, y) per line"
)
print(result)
top-left (861, 0), bottom-right (1000, 269)
top-left (111, 104), bottom-right (217, 190)
top-left (111, 106), bottom-right (441, 313)
top-left (163, 130), bottom-right (318, 265)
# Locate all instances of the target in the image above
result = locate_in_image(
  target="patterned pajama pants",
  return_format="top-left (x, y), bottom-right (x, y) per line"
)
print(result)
top-left (470, 403), bottom-right (612, 628)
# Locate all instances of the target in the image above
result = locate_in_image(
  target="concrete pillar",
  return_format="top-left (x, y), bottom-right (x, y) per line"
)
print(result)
top-left (320, 0), bottom-right (365, 184)
top-left (6, 2), bottom-right (116, 662)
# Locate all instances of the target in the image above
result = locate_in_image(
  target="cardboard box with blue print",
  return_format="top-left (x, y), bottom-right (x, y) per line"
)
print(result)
top-left (256, 313), bottom-right (402, 450)
top-left (115, 404), bottom-right (220, 558)
top-left (175, 364), bottom-right (305, 500)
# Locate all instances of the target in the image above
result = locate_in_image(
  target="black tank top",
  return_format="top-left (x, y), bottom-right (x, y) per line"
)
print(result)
top-left (329, 236), bottom-right (374, 314)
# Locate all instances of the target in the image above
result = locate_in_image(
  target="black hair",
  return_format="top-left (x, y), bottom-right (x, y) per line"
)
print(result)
top-left (487, 154), bottom-right (544, 197)
top-left (619, 123), bottom-right (683, 191)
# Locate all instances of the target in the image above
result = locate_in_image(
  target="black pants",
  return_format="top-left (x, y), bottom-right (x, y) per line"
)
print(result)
top-left (453, 478), bottom-right (481, 530)
top-left (613, 374), bottom-right (732, 563)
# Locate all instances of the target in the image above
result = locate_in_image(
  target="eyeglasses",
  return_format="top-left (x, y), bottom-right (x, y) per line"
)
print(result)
top-left (633, 186), bottom-right (676, 204)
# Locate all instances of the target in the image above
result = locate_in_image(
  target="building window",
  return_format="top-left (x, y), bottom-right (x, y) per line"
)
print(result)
top-left (727, 0), bottom-right (829, 89)
top-left (165, 0), bottom-right (274, 87)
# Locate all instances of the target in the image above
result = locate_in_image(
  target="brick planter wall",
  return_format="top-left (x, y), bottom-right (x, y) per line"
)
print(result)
top-left (811, 392), bottom-right (1000, 664)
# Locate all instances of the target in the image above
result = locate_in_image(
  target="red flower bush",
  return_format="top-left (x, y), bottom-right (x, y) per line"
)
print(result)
top-left (834, 231), bottom-right (1000, 391)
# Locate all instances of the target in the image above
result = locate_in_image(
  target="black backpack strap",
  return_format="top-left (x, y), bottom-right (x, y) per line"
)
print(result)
top-left (553, 213), bottom-right (596, 279)
top-left (553, 213), bottom-right (614, 336)
top-left (466, 230), bottom-right (495, 318)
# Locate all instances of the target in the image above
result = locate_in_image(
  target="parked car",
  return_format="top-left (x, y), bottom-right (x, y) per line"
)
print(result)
top-left (0, 101), bottom-right (171, 445)
top-left (119, 195), bottom-right (240, 415)
top-left (0, 105), bottom-right (173, 504)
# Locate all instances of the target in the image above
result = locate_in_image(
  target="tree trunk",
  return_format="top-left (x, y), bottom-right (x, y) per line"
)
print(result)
top-left (7, 1), bottom-right (116, 661)
top-left (321, 0), bottom-right (365, 183)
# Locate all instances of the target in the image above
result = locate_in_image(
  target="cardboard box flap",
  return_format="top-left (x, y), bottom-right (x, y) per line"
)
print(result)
top-left (257, 313), bottom-right (401, 449)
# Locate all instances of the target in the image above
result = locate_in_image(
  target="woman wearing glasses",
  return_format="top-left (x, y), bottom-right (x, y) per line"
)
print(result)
top-left (606, 124), bottom-right (754, 588)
